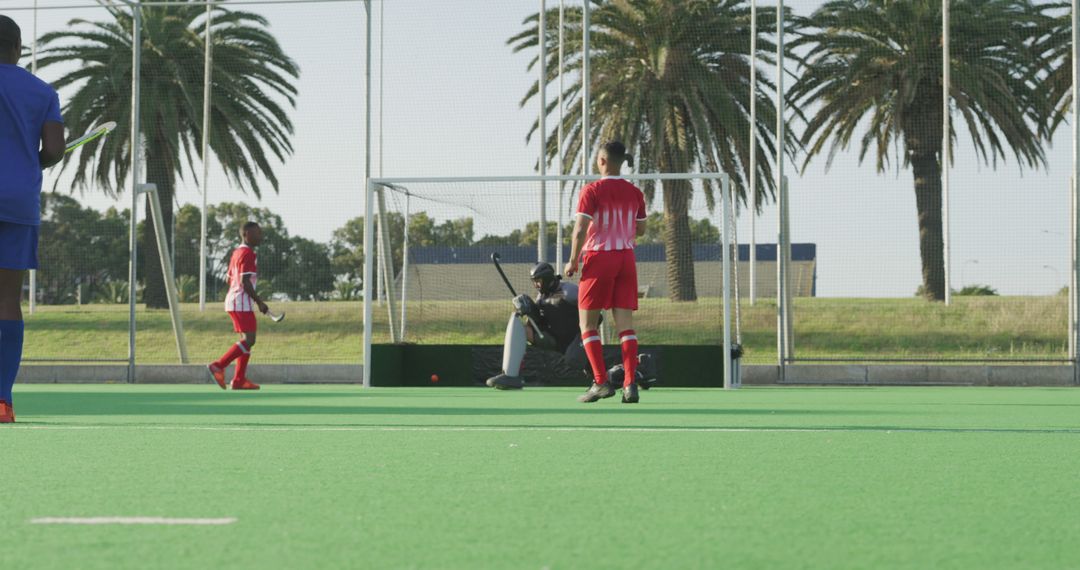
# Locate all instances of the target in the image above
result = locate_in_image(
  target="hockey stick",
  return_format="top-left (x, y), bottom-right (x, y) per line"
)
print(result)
top-left (65, 121), bottom-right (117, 154)
top-left (490, 252), bottom-right (544, 339)
top-left (491, 252), bottom-right (518, 296)
top-left (266, 310), bottom-right (285, 322)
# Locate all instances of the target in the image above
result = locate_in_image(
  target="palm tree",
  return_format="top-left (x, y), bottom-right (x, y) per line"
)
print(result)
top-left (1032, 6), bottom-right (1076, 137)
top-left (36, 3), bottom-right (299, 308)
top-left (510, 0), bottom-right (798, 301)
top-left (789, 0), bottom-right (1054, 301)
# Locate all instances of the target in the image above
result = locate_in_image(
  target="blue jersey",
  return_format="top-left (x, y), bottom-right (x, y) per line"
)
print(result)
top-left (0, 63), bottom-right (63, 226)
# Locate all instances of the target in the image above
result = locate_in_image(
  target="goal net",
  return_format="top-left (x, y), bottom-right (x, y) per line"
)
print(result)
top-left (363, 173), bottom-right (739, 388)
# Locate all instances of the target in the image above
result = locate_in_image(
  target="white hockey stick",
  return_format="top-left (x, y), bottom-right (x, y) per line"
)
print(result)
top-left (65, 121), bottom-right (117, 153)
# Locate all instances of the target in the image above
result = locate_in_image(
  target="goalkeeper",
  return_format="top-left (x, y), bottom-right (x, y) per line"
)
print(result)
top-left (485, 262), bottom-right (656, 390)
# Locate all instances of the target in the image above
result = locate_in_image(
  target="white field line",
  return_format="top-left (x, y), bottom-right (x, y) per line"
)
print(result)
top-left (30, 517), bottom-right (236, 525)
top-left (6, 424), bottom-right (1080, 434)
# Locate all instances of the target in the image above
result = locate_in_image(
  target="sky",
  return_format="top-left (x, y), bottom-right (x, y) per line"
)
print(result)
top-left (3, 0), bottom-right (1073, 298)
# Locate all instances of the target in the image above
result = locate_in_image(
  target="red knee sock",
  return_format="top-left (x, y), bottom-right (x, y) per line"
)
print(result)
top-left (619, 329), bottom-right (638, 388)
top-left (234, 352), bottom-right (251, 381)
top-left (581, 330), bottom-right (608, 384)
top-left (214, 341), bottom-right (250, 369)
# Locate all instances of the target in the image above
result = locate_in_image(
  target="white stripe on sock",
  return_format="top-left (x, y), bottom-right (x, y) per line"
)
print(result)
top-left (582, 335), bottom-right (601, 344)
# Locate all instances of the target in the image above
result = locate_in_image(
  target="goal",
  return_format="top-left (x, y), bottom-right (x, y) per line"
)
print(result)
top-left (362, 173), bottom-right (741, 389)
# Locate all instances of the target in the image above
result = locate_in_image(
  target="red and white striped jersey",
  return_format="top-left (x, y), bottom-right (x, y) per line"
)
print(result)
top-left (224, 244), bottom-right (258, 312)
top-left (575, 177), bottom-right (648, 252)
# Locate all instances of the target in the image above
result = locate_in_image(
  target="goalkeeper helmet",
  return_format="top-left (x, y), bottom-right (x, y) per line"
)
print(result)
top-left (530, 262), bottom-right (560, 295)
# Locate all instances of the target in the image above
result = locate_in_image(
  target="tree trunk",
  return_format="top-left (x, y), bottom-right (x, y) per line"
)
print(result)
top-left (902, 79), bottom-right (946, 302)
top-left (662, 178), bottom-right (697, 301)
top-left (142, 142), bottom-right (175, 309)
top-left (911, 152), bottom-right (945, 301)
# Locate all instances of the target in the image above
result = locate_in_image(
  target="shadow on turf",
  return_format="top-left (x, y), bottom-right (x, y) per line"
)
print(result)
top-left (11, 390), bottom-right (872, 419)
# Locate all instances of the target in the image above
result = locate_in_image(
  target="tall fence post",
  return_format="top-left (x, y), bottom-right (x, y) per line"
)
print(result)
top-left (1072, 0), bottom-right (1079, 383)
top-left (538, 0), bottom-right (547, 262)
top-left (556, 0), bottom-right (565, 271)
top-left (775, 0), bottom-right (787, 376)
top-left (749, 0), bottom-right (758, 306)
top-left (199, 0), bottom-right (213, 312)
top-left (363, 0), bottom-right (376, 386)
top-left (722, 174), bottom-right (734, 389)
top-left (942, 0), bottom-right (952, 305)
top-left (581, 0), bottom-right (590, 175)
top-left (29, 0), bottom-right (38, 316)
top-left (127, 0), bottom-right (142, 383)
top-left (363, 179), bottom-right (374, 389)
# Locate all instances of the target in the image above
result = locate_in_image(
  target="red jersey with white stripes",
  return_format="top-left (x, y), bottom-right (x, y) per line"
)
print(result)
top-left (575, 177), bottom-right (648, 252)
top-left (224, 244), bottom-right (258, 312)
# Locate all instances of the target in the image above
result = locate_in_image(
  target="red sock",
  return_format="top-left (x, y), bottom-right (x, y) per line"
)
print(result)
top-left (234, 351), bottom-right (251, 382)
top-left (619, 329), bottom-right (638, 388)
top-left (581, 330), bottom-right (608, 384)
top-left (214, 341), bottom-right (249, 369)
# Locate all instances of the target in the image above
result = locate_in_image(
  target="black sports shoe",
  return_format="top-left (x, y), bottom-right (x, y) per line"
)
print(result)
top-left (487, 374), bottom-right (524, 390)
top-left (577, 381), bottom-right (615, 403)
top-left (485, 373), bottom-right (512, 387)
top-left (622, 382), bottom-right (639, 404)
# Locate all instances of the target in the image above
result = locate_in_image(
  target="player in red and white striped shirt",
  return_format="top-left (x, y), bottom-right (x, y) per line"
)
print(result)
top-left (207, 222), bottom-right (270, 390)
top-left (564, 141), bottom-right (648, 404)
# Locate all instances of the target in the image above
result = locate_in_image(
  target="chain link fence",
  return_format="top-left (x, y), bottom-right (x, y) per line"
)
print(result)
top-left (8, 0), bottom-right (1077, 376)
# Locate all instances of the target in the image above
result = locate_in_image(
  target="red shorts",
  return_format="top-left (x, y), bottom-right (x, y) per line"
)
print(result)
top-left (228, 311), bottom-right (257, 333)
top-left (579, 249), bottom-right (638, 311)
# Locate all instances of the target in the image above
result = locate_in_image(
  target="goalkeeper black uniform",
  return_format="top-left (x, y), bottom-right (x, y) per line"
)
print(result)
top-left (485, 262), bottom-right (656, 390)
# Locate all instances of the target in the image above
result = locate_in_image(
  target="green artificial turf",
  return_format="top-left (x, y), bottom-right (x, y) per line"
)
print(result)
top-left (4, 385), bottom-right (1080, 569)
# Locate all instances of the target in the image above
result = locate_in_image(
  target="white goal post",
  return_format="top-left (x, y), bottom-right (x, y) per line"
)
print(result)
top-left (137, 183), bottom-right (189, 365)
top-left (363, 173), bottom-right (738, 389)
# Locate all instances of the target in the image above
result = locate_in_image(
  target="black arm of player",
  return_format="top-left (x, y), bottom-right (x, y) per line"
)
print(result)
top-left (40, 122), bottom-right (64, 168)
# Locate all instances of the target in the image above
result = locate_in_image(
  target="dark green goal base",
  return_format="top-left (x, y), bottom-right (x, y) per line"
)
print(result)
top-left (369, 344), bottom-right (728, 388)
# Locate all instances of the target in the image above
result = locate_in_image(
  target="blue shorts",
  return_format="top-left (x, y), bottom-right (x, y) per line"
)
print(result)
top-left (0, 221), bottom-right (39, 270)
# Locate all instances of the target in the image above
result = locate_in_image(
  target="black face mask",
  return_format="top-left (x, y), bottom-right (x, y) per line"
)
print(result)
top-left (536, 277), bottom-right (560, 296)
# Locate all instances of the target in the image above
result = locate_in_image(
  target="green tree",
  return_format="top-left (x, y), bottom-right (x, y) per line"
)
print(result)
top-left (788, 0), bottom-right (1053, 300)
top-left (474, 221), bottom-right (574, 247)
top-left (637, 212), bottom-right (719, 245)
top-left (473, 231), bottom-right (523, 247)
top-left (511, 0), bottom-right (796, 300)
top-left (1033, 9), bottom-right (1080, 138)
top-left (174, 204), bottom-right (224, 283)
top-left (329, 212), bottom-right (477, 298)
top-left (210, 202), bottom-right (292, 298)
top-left (432, 217), bottom-right (475, 248)
top-left (276, 237), bottom-right (335, 301)
top-left (37, 194), bottom-right (129, 304)
top-left (329, 217), bottom-right (366, 285)
top-left (329, 214), bottom-right (403, 303)
top-left (173, 205), bottom-right (202, 280)
top-left (36, 2), bottom-right (299, 308)
top-left (404, 212), bottom-right (434, 248)
top-left (519, 221), bottom-right (574, 247)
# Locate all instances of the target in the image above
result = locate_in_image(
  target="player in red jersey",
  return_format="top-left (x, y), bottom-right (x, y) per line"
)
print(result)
top-left (564, 141), bottom-right (648, 404)
top-left (207, 222), bottom-right (271, 390)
